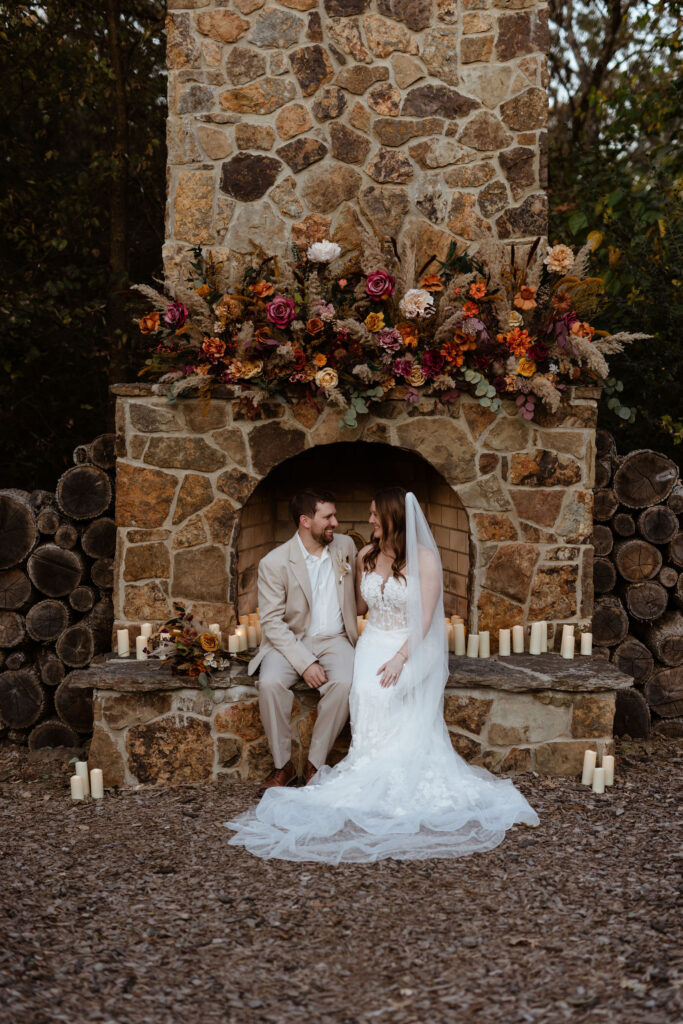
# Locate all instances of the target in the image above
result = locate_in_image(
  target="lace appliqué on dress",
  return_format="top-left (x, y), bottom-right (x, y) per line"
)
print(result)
top-left (360, 571), bottom-right (409, 631)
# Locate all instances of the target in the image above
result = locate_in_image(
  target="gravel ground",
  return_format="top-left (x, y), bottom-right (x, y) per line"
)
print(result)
top-left (1, 738), bottom-right (681, 1024)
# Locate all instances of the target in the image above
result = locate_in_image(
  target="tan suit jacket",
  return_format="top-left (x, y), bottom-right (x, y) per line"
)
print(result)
top-left (248, 532), bottom-right (358, 677)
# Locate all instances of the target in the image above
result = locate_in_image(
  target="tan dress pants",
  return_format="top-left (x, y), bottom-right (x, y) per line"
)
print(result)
top-left (257, 634), bottom-right (354, 770)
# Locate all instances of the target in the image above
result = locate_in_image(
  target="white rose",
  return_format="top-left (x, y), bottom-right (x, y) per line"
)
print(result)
top-left (399, 288), bottom-right (435, 319)
top-left (508, 310), bottom-right (524, 329)
top-left (307, 240), bottom-right (342, 264)
top-left (544, 243), bottom-right (574, 275)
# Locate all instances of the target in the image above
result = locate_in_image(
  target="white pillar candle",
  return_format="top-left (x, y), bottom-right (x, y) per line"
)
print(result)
top-left (238, 614), bottom-right (248, 625)
top-left (247, 626), bottom-right (258, 648)
top-left (140, 622), bottom-right (152, 640)
top-left (228, 633), bottom-right (240, 654)
top-left (561, 632), bottom-right (575, 659)
top-left (602, 754), bottom-right (615, 786)
top-left (592, 766), bottom-right (606, 794)
top-left (540, 621), bottom-right (548, 654)
top-left (512, 624), bottom-right (524, 653)
top-left (75, 761), bottom-right (90, 797)
top-left (117, 628), bottom-right (130, 657)
top-left (580, 631), bottom-right (593, 655)
top-left (135, 635), bottom-right (148, 661)
top-left (89, 768), bottom-right (104, 800)
top-left (235, 627), bottom-right (248, 652)
top-left (209, 623), bottom-right (220, 635)
top-left (581, 749), bottom-right (597, 786)
top-left (529, 621), bottom-right (543, 655)
top-left (453, 623), bottom-right (466, 656)
top-left (498, 628), bottom-right (511, 656)
top-left (466, 633), bottom-right (479, 658)
top-left (479, 631), bottom-right (490, 658)
top-left (70, 775), bottom-right (84, 801)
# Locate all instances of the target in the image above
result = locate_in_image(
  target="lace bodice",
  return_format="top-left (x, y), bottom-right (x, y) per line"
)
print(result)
top-left (360, 571), bottom-right (409, 631)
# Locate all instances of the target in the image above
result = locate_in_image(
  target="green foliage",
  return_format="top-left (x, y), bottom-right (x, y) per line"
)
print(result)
top-left (0, 1), bottom-right (166, 488)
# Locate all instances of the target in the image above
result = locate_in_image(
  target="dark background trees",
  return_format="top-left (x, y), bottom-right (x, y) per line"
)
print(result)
top-left (0, 1), bottom-right (680, 489)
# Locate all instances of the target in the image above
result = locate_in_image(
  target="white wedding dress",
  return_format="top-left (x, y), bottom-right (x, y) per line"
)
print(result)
top-left (226, 495), bottom-right (539, 863)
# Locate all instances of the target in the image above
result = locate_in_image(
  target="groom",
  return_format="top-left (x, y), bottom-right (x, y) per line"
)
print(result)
top-left (248, 489), bottom-right (358, 789)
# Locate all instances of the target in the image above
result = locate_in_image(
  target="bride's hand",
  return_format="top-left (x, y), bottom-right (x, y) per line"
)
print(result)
top-left (377, 654), bottom-right (405, 688)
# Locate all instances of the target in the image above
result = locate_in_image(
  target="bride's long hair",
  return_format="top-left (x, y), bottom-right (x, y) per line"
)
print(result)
top-left (363, 486), bottom-right (407, 580)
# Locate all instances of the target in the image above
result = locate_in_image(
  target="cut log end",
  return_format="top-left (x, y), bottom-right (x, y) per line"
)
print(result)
top-left (613, 688), bottom-right (651, 739)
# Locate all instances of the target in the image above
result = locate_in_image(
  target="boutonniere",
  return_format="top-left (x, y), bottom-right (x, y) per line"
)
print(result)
top-left (335, 552), bottom-right (352, 585)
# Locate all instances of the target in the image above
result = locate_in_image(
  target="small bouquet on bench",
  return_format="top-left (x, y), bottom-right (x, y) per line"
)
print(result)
top-left (146, 602), bottom-right (231, 694)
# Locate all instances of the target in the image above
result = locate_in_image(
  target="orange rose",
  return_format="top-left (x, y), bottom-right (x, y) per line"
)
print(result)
top-left (418, 273), bottom-right (444, 292)
top-left (250, 280), bottom-right (274, 299)
top-left (139, 311), bottom-right (160, 334)
top-left (202, 336), bottom-right (226, 358)
top-left (314, 352), bottom-right (327, 367)
top-left (517, 358), bottom-right (537, 377)
top-left (469, 281), bottom-right (487, 300)
top-left (513, 285), bottom-right (537, 310)
top-left (195, 363), bottom-right (212, 376)
top-left (570, 320), bottom-right (595, 341)
top-left (306, 317), bottom-right (325, 335)
top-left (462, 300), bottom-right (479, 317)
top-left (195, 284), bottom-right (211, 298)
top-left (365, 312), bottom-right (385, 333)
top-left (200, 632), bottom-right (219, 652)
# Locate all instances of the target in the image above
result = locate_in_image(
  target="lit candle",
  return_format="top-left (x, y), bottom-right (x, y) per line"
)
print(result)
top-left (581, 749), bottom-right (597, 786)
top-left (561, 626), bottom-right (575, 659)
top-left (498, 628), bottom-right (511, 656)
top-left (602, 754), bottom-right (615, 786)
top-left (117, 628), bottom-right (130, 657)
top-left (209, 623), bottom-right (220, 635)
top-left (529, 622), bottom-right (543, 656)
top-left (540, 621), bottom-right (548, 654)
top-left (90, 768), bottom-right (104, 800)
top-left (580, 632), bottom-right (593, 655)
top-left (592, 766), bottom-right (606, 794)
top-left (228, 634), bottom-right (240, 654)
top-left (466, 633), bottom-right (479, 658)
top-left (479, 631), bottom-right (490, 658)
top-left (247, 625), bottom-right (258, 648)
top-left (512, 624), bottom-right (524, 653)
top-left (70, 775), bottom-right (84, 801)
top-left (135, 635), bottom-right (147, 661)
top-left (453, 623), bottom-right (466, 656)
top-left (140, 622), bottom-right (152, 640)
top-left (75, 761), bottom-right (90, 797)
top-left (236, 628), bottom-right (248, 652)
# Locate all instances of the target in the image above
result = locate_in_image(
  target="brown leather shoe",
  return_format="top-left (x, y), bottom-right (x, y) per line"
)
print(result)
top-left (303, 760), bottom-right (318, 785)
top-left (260, 759), bottom-right (297, 795)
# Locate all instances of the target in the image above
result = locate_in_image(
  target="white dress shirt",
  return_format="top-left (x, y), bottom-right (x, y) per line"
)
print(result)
top-left (297, 533), bottom-right (344, 638)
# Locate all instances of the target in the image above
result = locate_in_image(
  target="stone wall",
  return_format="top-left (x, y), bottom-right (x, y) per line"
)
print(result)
top-left (81, 654), bottom-right (625, 786)
top-left (164, 0), bottom-right (549, 281)
top-left (113, 384), bottom-right (597, 651)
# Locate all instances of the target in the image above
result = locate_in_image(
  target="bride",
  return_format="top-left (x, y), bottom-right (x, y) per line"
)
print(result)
top-left (225, 488), bottom-right (539, 862)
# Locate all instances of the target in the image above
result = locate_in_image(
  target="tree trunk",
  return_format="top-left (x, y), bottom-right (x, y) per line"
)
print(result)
top-left (0, 611), bottom-right (26, 648)
top-left (612, 636), bottom-right (654, 686)
top-left (81, 517), bottom-right (116, 559)
top-left (54, 522), bottom-right (79, 550)
top-left (637, 505), bottom-right (679, 545)
top-left (25, 599), bottom-right (70, 643)
top-left (613, 449), bottom-right (678, 508)
top-left (675, 574), bottom-right (683, 611)
top-left (666, 483), bottom-right (683, 513)
top-left (658, 566), bottom-right (679, 588)
top-left (638, 611), bottom-right (683, 667)
top-left (613, 512), bottom-right (635, 537)
top-left (592, 596), bottom-right (629, 646)
top-left (69, 586), bottom-right (96, 613)
top-left (89, 434), bottom-right (117, 471)
top-left (90, 558), bottom-right (114, 590)
top-left (55, 673), bottom-right (93, 734)
top-left (36, 507), bottom-right (61, 535)
top-left (0, 491), bottom-right (38, 569)
top-left (27, 544), bottom-right (84, 598)
top-left (613, 687), bottom-right (650, 738)
top-left (622, 581), bottom-right (669, 622)
top-left (644, 667), bottom-right (683, 719)
top-left (73, 444), bottom-right (91, 465)
top-left (613, 539), bottom-right (662, 583)
top-left (592, 524), bottom-right (613, 557)
top-left (37, 651), bottom-right (66, 688)
top-left (5, 647), bottom-right (31, 671)
top-left (595, 429), bottom-right (617, 460)
top-left (56, 466), bottom-right (112, 520)
top-left (668, 531), bottom-right (683, 569)
top-left (0, 569), bottom-right (32, 610)
top-left (593, 556), bottom-right (617, 593)
top-left (55, 624), bottom-right (95, 668)
top-left (594, 458), bottom-right (612, 489)
top-left (593, 488), bottom-right (618, 521)
top-left (652, 717), bottom-right (683, 738)
top-left (0, 668), bottom-right (45, 729)
top-left (86, 597), bottom-right (115, 653)
top-left (28, 718), bottom-right (79, 751)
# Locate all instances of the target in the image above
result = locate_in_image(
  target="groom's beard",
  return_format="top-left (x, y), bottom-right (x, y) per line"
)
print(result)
top-left (312, 526), bottom-right (334, 546)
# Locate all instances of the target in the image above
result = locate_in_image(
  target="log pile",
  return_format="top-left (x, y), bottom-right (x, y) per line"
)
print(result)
top-left (592, 432), bottom-right (682, 740)
top-left (0, 435), bottom-right (115, 750)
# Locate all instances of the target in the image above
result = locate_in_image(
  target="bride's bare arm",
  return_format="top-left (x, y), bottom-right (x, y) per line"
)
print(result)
top-left (378, 547), bottom-right (441, 687)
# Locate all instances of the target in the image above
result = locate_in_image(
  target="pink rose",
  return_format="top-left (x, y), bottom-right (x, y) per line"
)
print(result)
top-left (163, 301), bottom-right (189, 329)
top-left (366, 269), bottom-right (396, 302)
top-left (265, 295), bottom-right (297, 329)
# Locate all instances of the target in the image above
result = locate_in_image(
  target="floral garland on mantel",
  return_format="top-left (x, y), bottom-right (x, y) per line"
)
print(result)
top-left (135, 236), bottom-right (645, 427)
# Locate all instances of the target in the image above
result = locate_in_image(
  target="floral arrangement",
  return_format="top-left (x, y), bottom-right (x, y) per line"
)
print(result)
top-left (135, 234), bottom-right (646, 426)
top-left (146, 603), bottom-right (232, 692)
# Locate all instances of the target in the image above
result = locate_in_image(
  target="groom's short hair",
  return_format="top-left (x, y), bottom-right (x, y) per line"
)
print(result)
top-left (291, 488), bottom-right (336, 527)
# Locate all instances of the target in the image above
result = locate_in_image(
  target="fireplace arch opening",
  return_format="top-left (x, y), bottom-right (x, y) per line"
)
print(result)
top-left (236, 441), bottom-right (470, 622)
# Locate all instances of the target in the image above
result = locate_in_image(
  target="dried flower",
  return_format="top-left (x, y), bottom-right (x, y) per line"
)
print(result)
top-left (241, 359), bottom-right (264, 379)
top-left (544, 244), bottom-right (574, 275)
top-left (399, 288), bottom-right (435, 319)
top-left (513, 285), bottom-right (537, 310)
top-left (421, 350), bottom-right (445, 378)
top-left (352, 363), bottom-right (374, 383)
top-left (508, 310), bottom-right (524, 329)
top-left (337, 278), bottom-right (348, 289)
top-left (250, 280), bottom-right (274, 299)
top-left (499, 328), bottom-right (532, 358)
top-left (418, 273), bottom-right (444, 292)
top-left (552, 291), bottom-right (573, 313)
top-left (200, 632), bottom-right (219, 652)
top-left (365, 311), bottom-right (386, 333)
top-left (570, 320), bottom-right (595, 342)
top-left (408, 365), bottom-right (426, 387)
top-left (266, 295), bottom-right (297, 329)
top-left (317, 302), bottom-right (335, 321)
top-left (306, 317), bottom-right (325, 336)
top-left (462, 300), bottom-right (480, 317)
top-left (366, 269), bottom-right (396, 301)
top-left (307, 240), bottom-right (341, 263)
top-left (202, 337), bottom-right (226, 358)
top-left (214, 294), bottom-right (242, 322)
top-left (315, 367), bottom-right (339, 389)
top-left (516, 357), bottom-right (537, 378)
top-left (164, 301), bottom-right (189, 329)
top-left (314, 353), bottom-right (327, 367)
top-left (432, 373), bottom-right (456, 391)
top-left (377, 328), bottom-right (402, 353)
top-left (469, 281), bottom-right (487, 300)
top-left (195, 284), bottom-right (211, 298)
top-left (195, 363), bottom-right (211, 376)
top-left (139, 311), bottom-right (160, 334)
top-left (392, 357), bottom-right (414, 379)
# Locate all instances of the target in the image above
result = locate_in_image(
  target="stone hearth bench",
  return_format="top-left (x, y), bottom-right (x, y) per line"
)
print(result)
top-left (71, 655), bottom-right (632, 788)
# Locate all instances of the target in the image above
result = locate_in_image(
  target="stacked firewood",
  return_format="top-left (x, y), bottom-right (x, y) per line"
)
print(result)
top-left (0, 435), bottom-right (116, 750)
top-left (592, 431), bottom-right (682, 738)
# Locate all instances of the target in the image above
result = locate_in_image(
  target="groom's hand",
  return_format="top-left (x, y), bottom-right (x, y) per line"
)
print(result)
top-left (303, 662), bottom-right (328, 689)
